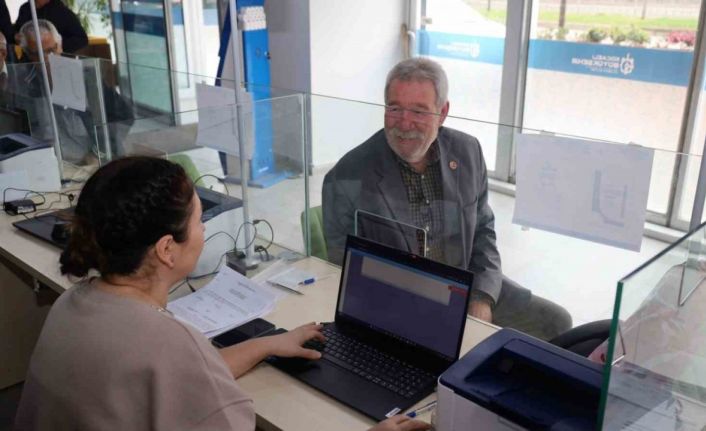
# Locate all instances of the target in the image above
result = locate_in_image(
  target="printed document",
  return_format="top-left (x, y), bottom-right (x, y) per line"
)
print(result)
top-left (168, 266), bottom-right (275, 337)
top-left (513, 133), bottom-right (654, 252)
top-left (195, 83), bottom-right (252, 158)
top-left (49, 54), bottom-right (86, 112)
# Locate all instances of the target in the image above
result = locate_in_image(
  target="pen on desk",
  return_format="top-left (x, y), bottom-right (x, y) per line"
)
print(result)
top-left (298, 278), bottom-right (316, 285)
top-left (406, 400), bottom-right (437, 418)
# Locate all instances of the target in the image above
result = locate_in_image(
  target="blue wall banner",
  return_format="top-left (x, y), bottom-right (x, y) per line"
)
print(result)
top-left (417, 30), bottom-right (505, 65)
top-left (417, 30), bottom-right (694, 87)
top-left (527, 39), bottom-right (692, 87)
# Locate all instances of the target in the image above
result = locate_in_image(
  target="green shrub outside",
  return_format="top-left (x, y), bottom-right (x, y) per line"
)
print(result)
top-left (586, 28), bottom-right (607, 43)
top-left (610, 27), bottom-right (627, 44)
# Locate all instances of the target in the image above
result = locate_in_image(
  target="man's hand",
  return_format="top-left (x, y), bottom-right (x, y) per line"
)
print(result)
top-left (469, 299), bottom-right (492, 322)
top-left (367, 415), bottom-right (431, 431)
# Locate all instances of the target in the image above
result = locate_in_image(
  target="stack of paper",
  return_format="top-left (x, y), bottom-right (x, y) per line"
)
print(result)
top-left (167, 266), bottom-right (275, 338)
top-left (267, 267), bottom-right (316, 293)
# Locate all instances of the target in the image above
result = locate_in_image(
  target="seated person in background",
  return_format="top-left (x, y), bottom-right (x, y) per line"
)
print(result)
top-left (0, 31), bottom-right (8, 105)
top-left (15, 19), bottom-right (134, 164)
top-left (15, 156), bottom-right (429, 431)
top-left (0, 0), bottom-right (11, 46)
top-left (15, 19), bottom-right (93, 164)
top-left (323, 58), bottom-right (571, 339)
top-left (13, 0), bottom-right (87, 54)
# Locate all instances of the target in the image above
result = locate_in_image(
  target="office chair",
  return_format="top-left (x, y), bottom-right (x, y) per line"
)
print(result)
top-left (304, 209), bottom-right (572, 340)
top-left (168, 153), bottom-right (201, 184)
top-left (548, 319), bottom-right (612, 357)
top-left (300, 205), bottom-right (328, 261)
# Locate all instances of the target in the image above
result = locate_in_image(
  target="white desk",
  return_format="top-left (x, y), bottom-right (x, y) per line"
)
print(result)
top-left (0, 211), bottom-right (499, 429)
top-left (0, 211), bottom-right (70, 389)
top-left (238, 257), bottom-right (499, 430)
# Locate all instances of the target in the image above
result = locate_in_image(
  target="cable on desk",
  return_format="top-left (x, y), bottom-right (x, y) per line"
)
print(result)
top-left (233, 221), bottom-right (257, 252)
top-left (4, 187), bottom-right (76, 217)
top-left (169, 279), bottom-right (189, 295)
top-left (253, 218), bottom-right (274, 251)
top-left (169, 219), bottom-right (270, 294)
top-left (193, 173), bottom-right (230, 196)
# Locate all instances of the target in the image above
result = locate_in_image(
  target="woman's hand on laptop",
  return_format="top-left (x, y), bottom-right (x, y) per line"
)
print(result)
top-left (368, 415), bottom-right (431, 431)
top-left (267, 322), bottom-right (325, 359)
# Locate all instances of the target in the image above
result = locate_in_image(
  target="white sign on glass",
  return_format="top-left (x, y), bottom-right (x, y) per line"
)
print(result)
top-left (48, 54), bottom-right (86, 112)
top-left (513, 133), bottom-right (654, 252)
top-left (195, 83), bottom-right (251, 158)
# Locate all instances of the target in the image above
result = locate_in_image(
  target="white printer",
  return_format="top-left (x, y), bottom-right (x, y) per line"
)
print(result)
top-left (436, 328), bottom-right (603, 431)
top-left (0, 133), bottom-right (61, 192)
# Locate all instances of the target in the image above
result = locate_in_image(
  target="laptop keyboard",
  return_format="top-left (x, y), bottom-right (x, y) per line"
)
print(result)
top-left (305, 326), bottom-right (436, 398)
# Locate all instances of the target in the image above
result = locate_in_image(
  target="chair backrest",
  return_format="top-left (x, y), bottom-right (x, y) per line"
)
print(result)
top-left (549, 319), bottom-right (612, 357)
top-left (168, 153), bottom-right (201, 184)
top-left (300, 205), bottom-right (328, 261)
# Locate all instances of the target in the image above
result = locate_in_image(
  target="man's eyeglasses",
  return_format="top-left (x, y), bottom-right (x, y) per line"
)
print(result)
top-left (384, 105), bottom-right (440, 122)
top-left (25, 44), bottom-right (59, 58)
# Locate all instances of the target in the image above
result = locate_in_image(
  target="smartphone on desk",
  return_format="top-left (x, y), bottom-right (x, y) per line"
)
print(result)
top-left (211, 318), bottom-right (276, 348)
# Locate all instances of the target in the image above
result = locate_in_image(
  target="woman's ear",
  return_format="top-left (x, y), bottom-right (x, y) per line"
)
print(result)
top-left (154, 234), bottom-right (176, 268)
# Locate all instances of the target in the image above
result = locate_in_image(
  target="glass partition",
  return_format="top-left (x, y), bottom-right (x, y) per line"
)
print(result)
top-left (303, 92), bottom-right (704, 343)
top-left (8, 53), bottom-right (706, 348)
top-left (2, 62), bottom-right (58, 145)
top-left (3, 56), bottom-right (241, 183)
top-left (94, 92), bottom-right (307, 276)
top-left (599, 222), bottom-right (706, 430)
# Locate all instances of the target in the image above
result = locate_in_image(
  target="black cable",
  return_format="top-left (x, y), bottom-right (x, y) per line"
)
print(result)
top-left (233, 221), bottom-right (257, 251)
top-left (204, 230), bottom-right (238, 247)
top-left (186, 278), bottom-right (196, 293)
top-left (187, 250), bottom-right (230, 280)
top-left (3, 187), bottom-right (77, 218)
top-left (192, 173), bottom-right (230, 196)
top-left (169, 279), bottom-right (189, 294)
top-left (170, 221), bottom-right (262, 293)
top-left (3, 187), bottom-right (45, 206)
top-left (253, 219), bottom-right (274, 250)
top-left (254, 245), bottom-right (271, 262)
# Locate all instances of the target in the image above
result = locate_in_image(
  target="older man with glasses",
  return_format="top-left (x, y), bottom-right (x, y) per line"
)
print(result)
top-left (323, 57), bottom-right (572, 340)
top-left (18, 19), bottom-right (62, 64)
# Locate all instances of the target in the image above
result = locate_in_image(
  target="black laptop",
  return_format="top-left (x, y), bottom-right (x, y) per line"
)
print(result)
top-left (267, 235), bottom-right (473, 420)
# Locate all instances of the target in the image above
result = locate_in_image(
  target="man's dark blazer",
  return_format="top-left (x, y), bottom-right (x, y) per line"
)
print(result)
top-left (322, 126), bottom-right (502, 302)
top-left (0, 0), bottom-right (12, 42)
top-left (14, 0), bottom-right (88, 53)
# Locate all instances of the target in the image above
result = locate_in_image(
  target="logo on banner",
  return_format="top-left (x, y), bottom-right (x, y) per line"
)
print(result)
top-left (620, 53), bottom-right (635, 75)
top-left (571, 51), bottom-right (635, 76)
top-left (469, 42), bottom-right (480, 59)
top-left (436, 41), bottom-right (481, 60)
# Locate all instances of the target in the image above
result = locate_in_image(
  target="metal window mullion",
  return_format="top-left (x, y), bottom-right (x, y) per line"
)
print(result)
top-left (670, 2), bottom-right (706, 229)
top-left (162, 0), bottom-right (180, 117)
top-left (495, 0), bottom-right (532, 183)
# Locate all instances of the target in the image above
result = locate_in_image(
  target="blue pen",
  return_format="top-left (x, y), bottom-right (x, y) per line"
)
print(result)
top-left (298, 278), bottom-right (315, 285)
top-left (406, 400), bottom-right (437, 418)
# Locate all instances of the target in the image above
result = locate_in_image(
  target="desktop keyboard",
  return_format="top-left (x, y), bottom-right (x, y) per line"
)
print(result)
top-left (305, 326), bottom-right (436, 398)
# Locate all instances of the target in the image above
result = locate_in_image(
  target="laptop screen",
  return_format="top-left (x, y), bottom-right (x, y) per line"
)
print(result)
top-left (337, 237), bottom-right (472, 361)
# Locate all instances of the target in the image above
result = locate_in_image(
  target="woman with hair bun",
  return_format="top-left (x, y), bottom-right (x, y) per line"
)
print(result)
top-left (14, 157), bottom-right (429, 431)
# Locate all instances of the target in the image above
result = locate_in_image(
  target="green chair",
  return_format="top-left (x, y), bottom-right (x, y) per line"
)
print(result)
top-left (300, 206), bottom-right (328, 261)
top-left (168, 153), bottom-right (201, 184)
